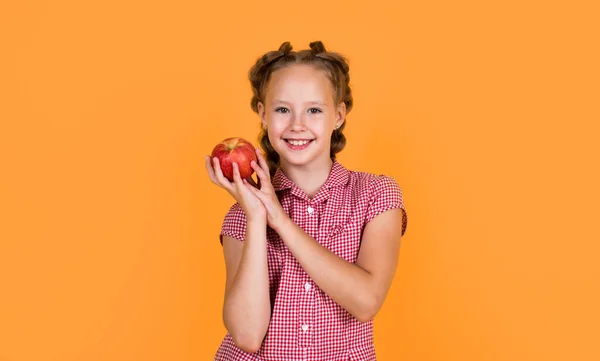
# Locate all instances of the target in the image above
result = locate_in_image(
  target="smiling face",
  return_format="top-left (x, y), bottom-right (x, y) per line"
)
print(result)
top-left (257, 64), bottom-right (346, 169)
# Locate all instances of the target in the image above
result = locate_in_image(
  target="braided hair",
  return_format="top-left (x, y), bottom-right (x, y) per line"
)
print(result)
top-left (248, 41), bottom-right (354, 177)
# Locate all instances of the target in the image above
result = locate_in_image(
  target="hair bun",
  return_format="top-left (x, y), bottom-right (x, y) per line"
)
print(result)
top-left (309, 41), bottom-right (327, 54)
top-left (278, 41), bottom-right (293, 55)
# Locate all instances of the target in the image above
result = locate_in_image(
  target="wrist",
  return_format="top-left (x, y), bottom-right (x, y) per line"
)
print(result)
top-left (247, 216), bottom-right (267, 226)
top-left (245, 217), bottom-right (268, 244)
top-left (272, 214), bottom-right (293, 234)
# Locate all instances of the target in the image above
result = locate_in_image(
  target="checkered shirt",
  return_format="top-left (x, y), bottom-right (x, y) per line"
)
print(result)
top-left (215, 160), bottom-right (407, 361)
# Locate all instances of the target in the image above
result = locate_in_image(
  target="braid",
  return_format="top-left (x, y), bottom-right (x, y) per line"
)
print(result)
top-left (257, 126), bottom-right (280, 178)
top-left (309, 42), bottom-right (352, 161)
top-left (249, 45), bottom-right (290, 113)
top-left (311, 42), bottom-right (353, 114)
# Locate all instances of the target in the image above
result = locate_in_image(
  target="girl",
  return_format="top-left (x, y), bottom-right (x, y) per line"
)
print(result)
top-left (205, 41), bottom-right (408, 361)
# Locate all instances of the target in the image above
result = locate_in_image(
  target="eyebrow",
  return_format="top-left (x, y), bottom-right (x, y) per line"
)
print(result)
top-left (273, 100), bottom-right (327, 106)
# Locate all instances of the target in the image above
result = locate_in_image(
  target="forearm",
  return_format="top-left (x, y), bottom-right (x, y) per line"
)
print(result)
top-left (223, 219), bottom-right (270, 352)
top-left (275, 218), bottom-right (377, 322)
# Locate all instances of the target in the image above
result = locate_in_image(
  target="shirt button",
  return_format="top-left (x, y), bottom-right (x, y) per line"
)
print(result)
top-left (301, 324), bottom-right (309, 332)
top-left (307, 206), bottom-right (314, 214)
top-left (304, 282), bottom-right (311, 291)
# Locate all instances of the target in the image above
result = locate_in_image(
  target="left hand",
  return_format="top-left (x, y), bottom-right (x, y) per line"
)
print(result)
top-left (242, 149), bottom-right (289, 231)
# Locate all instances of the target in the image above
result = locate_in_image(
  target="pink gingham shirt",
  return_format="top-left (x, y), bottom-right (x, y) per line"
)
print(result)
top-left (215, 160), bottom-right (407, 361)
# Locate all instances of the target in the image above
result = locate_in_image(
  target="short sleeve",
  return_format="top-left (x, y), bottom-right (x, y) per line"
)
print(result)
top-left (365, 175), bottom-right (408, 236)
top-left (219, 203), bottom-right (247, 245)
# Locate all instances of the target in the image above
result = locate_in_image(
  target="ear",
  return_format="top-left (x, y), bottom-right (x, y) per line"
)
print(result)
top-left (334, 101), bottom-right (346, 129)
top-left (257, 101), bottom-right (267, 128)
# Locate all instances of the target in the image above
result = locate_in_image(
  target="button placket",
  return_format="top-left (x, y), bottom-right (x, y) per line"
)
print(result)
top-left (298, 201), bottom-right (316, 348)
top-left (298, 276), bottom-right (314, 347)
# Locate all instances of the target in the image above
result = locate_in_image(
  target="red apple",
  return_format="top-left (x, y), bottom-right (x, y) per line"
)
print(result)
top-left (210, 137), bottom-right (258, 182)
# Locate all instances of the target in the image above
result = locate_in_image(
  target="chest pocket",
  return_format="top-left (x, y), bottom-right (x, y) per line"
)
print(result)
top-left (326, 220), bottom-right (364, 263)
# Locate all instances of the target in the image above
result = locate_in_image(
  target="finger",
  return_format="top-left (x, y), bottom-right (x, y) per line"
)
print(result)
top-left (206, 156), bottom-right (225, 187)
top-left (255, 149), bottom-right (271, 180)
top-left (213, 157), bottom-right (235, 193)
top-left (243, 178), bottom-right (266, 201)
top-left (205, 156), bottom-right (219, 184)
top-left (236, 165), bottom-right (259, 201)
top-left (251, 160), bottom-right (271, 189)
top-left (231, 162), bottom-right (245, 191)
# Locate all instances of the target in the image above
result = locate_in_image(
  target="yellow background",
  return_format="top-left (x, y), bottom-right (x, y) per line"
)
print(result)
top-left (1, 0), bottom-right (599, 360)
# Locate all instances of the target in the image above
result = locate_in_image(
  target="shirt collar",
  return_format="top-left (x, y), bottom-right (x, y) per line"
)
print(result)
top-left (272, 160), bottom-right (350, 198)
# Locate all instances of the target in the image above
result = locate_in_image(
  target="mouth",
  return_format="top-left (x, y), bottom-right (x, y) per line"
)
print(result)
top-left (284, 138), bottom-right (314, 150)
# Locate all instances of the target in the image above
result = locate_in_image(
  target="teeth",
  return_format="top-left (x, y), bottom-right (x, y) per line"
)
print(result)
top-left (288, 140), bottom-right (310, 146)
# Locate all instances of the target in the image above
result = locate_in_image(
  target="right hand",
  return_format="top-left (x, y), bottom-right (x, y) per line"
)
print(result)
top-left (205, 156), bottom-right (266, 222)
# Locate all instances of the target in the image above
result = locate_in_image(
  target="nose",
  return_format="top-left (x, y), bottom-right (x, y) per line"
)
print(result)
top-left (289, 112), bottom-right (306, 131)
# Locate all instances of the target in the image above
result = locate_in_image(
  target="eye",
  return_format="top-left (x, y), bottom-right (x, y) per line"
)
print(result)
top-left (275, 107), bottom-right (322, 114)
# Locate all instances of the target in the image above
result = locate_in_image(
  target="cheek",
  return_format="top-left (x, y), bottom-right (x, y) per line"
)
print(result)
top-left (313, 122), bottom-right (332, 138)
top-left (267, 123), bottom-right (286, 137)
top-left (266, 128), bottom-right (285, 148)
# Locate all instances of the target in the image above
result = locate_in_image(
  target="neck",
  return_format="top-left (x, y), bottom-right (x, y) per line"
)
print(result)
top-left (279, 157), bottom-right (334, 199)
